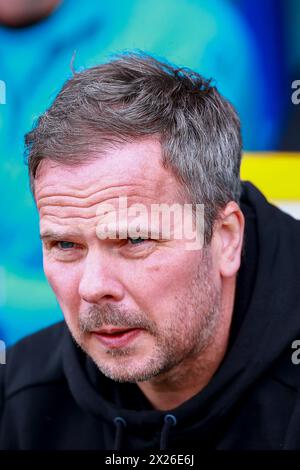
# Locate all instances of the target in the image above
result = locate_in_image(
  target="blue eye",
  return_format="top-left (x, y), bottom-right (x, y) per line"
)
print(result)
top-left (128, 237), bottom-right (146, 245)
top-left (58, 241), bottom-right (75, 249)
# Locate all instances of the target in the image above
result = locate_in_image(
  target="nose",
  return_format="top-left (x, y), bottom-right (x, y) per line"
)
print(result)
top-left (78, 250), bottom-right (125, 304)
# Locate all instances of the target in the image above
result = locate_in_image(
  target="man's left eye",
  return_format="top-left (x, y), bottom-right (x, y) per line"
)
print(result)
top-left (57, 241), bottom-right (75, 249)
top-left (128, 237), bottom-right (147, 245)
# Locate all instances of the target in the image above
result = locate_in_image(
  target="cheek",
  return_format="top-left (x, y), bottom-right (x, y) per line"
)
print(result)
top-left (43, 259), bottom-right (80, 311)
top-left (125, 250), bottom-right (200, 317)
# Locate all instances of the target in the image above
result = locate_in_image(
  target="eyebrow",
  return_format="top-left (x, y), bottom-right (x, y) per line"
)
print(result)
top-left (40, 226), bottom-right (167, 242)
top-left (40, 230), bottom-right (83, 241)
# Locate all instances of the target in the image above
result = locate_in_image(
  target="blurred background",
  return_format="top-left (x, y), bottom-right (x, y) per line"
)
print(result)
top-left (0, 0), bottom-right (299, 346)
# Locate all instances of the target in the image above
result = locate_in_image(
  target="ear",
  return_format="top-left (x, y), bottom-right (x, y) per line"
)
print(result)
top-left (212, 201), bottom-right (245, 278)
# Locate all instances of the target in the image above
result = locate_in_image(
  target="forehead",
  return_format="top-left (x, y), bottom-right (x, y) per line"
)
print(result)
top-left (35, 138), bottom-right (182, 231)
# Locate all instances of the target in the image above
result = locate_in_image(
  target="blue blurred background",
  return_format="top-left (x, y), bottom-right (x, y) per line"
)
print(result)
top-left (0, 0), bottom-right (299, 345)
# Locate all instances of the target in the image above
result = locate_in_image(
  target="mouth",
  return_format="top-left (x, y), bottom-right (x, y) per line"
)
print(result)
top-left (92, 327), bottom-right (142, 349)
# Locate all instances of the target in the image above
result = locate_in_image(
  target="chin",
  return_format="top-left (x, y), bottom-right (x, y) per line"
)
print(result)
top-left (90, 351), bottom-right (158, 382)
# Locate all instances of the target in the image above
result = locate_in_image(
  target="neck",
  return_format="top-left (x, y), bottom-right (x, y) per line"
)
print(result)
top-left (137, 277), bottom-right (236, 410)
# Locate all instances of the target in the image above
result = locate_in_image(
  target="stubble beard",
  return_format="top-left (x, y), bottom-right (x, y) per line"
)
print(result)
top-left (70, 250), bottom-right (222, 383)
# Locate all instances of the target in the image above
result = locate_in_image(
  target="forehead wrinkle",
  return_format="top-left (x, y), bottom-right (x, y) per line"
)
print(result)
top-left (38, 191), bottom-right (169, 217)
top-left (36, 181), bottom-right (160, 210)
top-left (37, 181), bottom-right (146, 200)
top-left (38, 164), bottom-right (164, 192)
top-left (39, 192), bottom-right (165, 225)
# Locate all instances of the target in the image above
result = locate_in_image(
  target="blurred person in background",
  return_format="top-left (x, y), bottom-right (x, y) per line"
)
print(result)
top-left (0, 0), bottom-right (61, 27)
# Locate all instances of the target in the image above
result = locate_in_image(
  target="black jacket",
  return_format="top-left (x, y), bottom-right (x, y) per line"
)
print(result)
top-left (1, 182), bottom-right (300, 450)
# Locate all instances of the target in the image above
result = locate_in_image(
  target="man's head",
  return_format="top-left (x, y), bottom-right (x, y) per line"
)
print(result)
top-left (25, 53), bottom-right (244, 384)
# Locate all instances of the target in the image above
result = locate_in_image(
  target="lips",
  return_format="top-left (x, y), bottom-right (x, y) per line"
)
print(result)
top-left (92, 327), bottom-right (142, 349)
top-left (97, 327), bottom-right (135, 335)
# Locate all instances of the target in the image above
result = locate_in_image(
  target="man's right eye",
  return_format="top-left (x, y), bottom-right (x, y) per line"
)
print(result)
top-left (56, 241), bottom-right (76, 250)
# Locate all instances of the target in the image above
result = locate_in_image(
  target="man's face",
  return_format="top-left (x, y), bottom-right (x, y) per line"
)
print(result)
top-left (36, 138), bottom-right (222, 383)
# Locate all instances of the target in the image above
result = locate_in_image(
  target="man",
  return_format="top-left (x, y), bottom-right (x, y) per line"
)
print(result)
top-left (1, 52), bottom-right (300, 451)
top-left (0, 0), bottom-right (262, 348)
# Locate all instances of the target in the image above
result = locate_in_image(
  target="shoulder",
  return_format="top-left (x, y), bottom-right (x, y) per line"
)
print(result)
top-left (241, 181), bottom-right (300, 235)
top-left (0, 321), bottom-right (66, 400)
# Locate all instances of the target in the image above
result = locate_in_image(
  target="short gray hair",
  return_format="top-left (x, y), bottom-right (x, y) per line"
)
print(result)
top-left (25, 51), bottom-right (242, 243)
